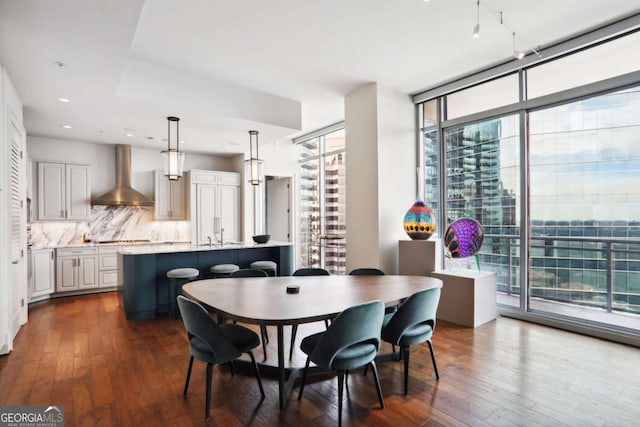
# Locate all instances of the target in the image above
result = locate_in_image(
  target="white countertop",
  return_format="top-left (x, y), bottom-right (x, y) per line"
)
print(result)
top-left (28, 241), bottom-right (190, 250)
top-left (118, 241), bottom-right (292, 255)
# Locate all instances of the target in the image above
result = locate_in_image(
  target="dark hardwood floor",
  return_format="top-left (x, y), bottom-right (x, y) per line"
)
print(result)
top-left (1, 292), bottom-right (639, 426)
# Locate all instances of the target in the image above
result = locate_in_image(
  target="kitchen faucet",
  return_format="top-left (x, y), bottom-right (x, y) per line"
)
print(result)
top-left (219, 228), bottom-right (224, 247)
top-left (207, 236), bottom-right (212, 247)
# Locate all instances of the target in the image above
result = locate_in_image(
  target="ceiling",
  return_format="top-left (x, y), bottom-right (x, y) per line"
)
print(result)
top-left (1, 0), bottom-right (639, 156)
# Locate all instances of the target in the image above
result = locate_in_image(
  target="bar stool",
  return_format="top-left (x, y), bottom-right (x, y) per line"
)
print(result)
top-left (210, 263), bottom-right (240, 278)
top-left (249, 260), bottom-right (277, 277)
top-left (166, 268), bottom-right (200, 315)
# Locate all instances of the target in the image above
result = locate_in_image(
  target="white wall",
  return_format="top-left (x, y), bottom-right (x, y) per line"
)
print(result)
top-left (376, 85), bottom-right (417, 273)
top-left (345, 82), bottom-right (416, 274)
top-left (345, 83), bottom-right (381, 270)
top-left (241, 137), bottom-right (298, 249)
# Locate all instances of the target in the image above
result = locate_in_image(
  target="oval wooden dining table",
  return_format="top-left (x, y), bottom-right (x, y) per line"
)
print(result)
top-left (182, 274), bottom-right (443, 409)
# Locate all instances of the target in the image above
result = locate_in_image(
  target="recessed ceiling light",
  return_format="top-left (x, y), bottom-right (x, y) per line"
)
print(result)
top-left (179, 140), bottom-right (185, 144)
top-left (125, 133), bottom-right (134, 137)
top-left (58, 97), bottom-right (70, 103)
top-left (60, 124), bottom-right (71, 129)
top-left (224, 146), bottom-right (231, 150)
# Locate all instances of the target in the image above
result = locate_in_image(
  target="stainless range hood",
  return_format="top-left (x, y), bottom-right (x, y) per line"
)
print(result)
top-left (92, 144), bottom-right (154, 206)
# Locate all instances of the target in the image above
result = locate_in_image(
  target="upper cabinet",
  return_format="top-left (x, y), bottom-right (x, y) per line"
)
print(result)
top-left (37, 162), bottom-right (91, 221)
top-left (154, 170), bottom-right (185, 220)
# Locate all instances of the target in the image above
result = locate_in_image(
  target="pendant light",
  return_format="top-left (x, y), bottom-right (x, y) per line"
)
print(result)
top-left (162, 116), bottom-right (185, 181)
top-left (246, 130), bottom-right (264, 185)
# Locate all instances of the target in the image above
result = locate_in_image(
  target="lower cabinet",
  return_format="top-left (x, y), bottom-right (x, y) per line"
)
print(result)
top-left (28, 248), bottom-right (55, 301)
top-left (56, 247), bottom-right (98, 292)
top-left (98, 246), bottom-right (121, 288)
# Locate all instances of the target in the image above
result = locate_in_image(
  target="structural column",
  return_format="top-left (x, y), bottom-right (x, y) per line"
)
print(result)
top-left (345, 83), bottom-right (416, 274)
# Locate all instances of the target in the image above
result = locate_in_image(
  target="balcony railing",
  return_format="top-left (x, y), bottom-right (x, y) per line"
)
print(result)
top-left (479, 234), bottom-right (640, 315)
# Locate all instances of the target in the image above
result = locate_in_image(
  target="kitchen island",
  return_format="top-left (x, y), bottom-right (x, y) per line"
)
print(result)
top-left (118, 241), bottom-right (294, 320)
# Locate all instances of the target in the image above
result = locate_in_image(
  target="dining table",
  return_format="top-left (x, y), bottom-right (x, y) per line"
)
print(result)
top-left (182, 274), bottom-right (443, 409)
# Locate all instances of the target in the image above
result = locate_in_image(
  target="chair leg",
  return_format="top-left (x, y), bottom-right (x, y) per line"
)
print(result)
top-left (169, 279), bottom-right (177, 315)
top-left (298, 356), bottom-right (311, 400)
top-left (247, 351), bottom-right (265, 399)
top-left (403, 345), bottom-right (410, 396)
top-left (205, 363), bottom-right (213, 420)
top-left (427, 340), bottom-right (440, 380)
top-left (289, 325), bottom-right (298, 360)
top-left (183, 356), bottom-right (194, 397)
top-left (337, 370), bottom-right (345, 427)
top-left (260, 325), bottom-right (268, 362)
top-left (369, 361), bottom-right (385, 409)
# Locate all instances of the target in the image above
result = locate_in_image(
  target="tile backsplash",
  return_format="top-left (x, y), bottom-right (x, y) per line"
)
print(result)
top-left (29, 205), bottom-right (190, 248)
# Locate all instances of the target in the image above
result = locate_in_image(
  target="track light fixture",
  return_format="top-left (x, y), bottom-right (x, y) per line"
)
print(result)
top-left (513, 32), bottom-right (525, 60)
top-left (470, 1), bottom-right (542, 59)
top-left (472, 0), bottom-right (480, 38)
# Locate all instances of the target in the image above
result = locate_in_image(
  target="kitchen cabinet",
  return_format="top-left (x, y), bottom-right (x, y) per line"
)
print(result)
top-left (56, 247), bottom-right (98, 292)
top-left (28, 248), bottom-right (54, 302)
top-left (37, 162), bottom-right (91, 220)
top-left (97, 245), bottom-right (147, 288)
top-left (187, 170), bottom-right (240, 245)
top-left (154, 170), bottom-right (185, 220)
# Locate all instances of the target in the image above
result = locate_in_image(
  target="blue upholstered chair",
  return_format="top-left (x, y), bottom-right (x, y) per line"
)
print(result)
top-left (230, 268), bottom-right (270, 361)
top-left (348, 267), bottom-right (398, 352)
top-left (177, 295), bottom-right (265, 420)
top-left (348, 267), bottom-right (385, 276)
top-left (381, 287), bottom-right (441, 395)
top-left (297, 300), bottom-right (385, 427)
top-left (289, 267), bottom-right (331, 360)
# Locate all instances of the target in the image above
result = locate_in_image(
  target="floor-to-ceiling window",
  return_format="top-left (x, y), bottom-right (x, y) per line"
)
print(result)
top-left (415, 24), bottom-right (640, 341)
top-left (297, 124), bottom-right (346, 274)
top-left (528, 87), bottom-right (640, 325)
top-left (443, 115), bottom-right (521, 304)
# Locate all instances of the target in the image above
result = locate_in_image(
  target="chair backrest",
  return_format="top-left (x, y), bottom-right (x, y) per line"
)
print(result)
top-left (176, 295), bottom-right (241, 363)
top-left (230, 268), bottom-right (268, 278)
top-left (349, 268), bottom-right (385, 276)
top-left (293, 267), bottom-right (330, 276)
top-left (309, 300), bottom-right (384, 369)
top-left (382, 287), bottom-right (441, 344)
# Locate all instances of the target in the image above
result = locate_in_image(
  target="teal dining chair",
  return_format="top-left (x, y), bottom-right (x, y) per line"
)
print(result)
top-left (230, 268), bottom-right (270, 361)
top-left (177, 295), bottom-right (265, 420)
top-left (297, 300), bottom-right (385, 427)
top-left (289, 267), bottom-right (331, 360)
top-left (381, 287), bottom-right (441, 395)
